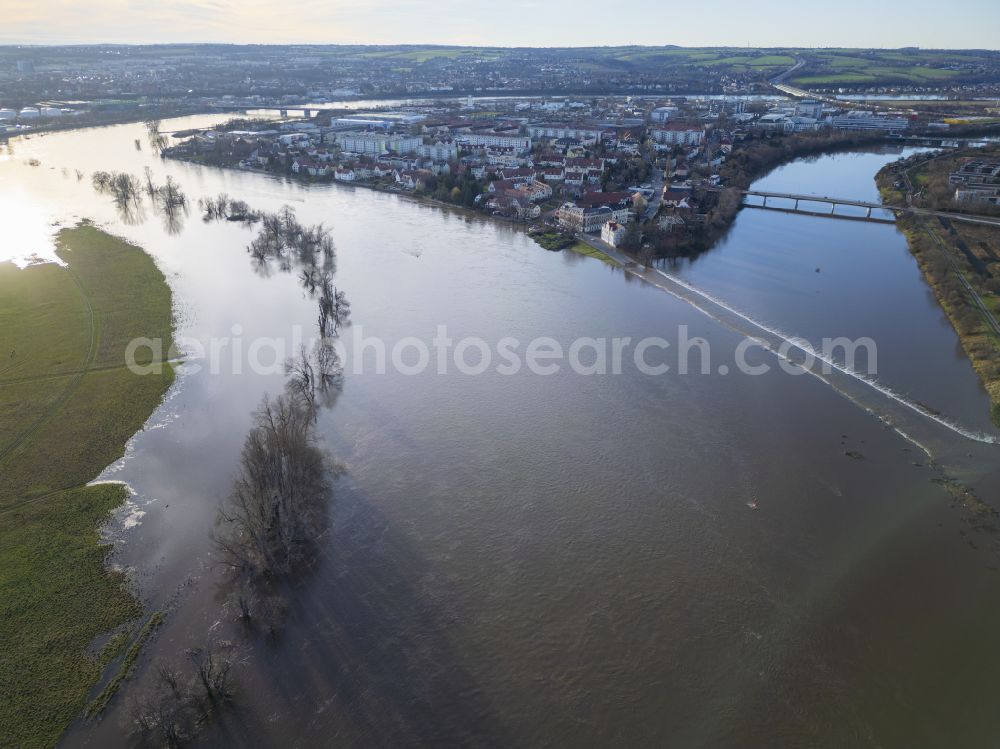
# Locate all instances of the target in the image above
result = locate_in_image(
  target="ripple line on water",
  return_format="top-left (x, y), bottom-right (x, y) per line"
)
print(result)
top-left (639, 264), bottom-right (999, 447)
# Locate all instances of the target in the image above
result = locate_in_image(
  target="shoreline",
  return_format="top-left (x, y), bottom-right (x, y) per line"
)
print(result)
top-left (876, 156), bottom-right (1000, 426)
top-left (883, 207), bottom-right (1000, 424)
top-left (162, 125), bottom-right (1000, 427)
top-left (162, 130), bottom-right (898, 262)
top-left (3, 105), bottom-right (237, 141)
top-left (164, 150), bottom-right (541, 230)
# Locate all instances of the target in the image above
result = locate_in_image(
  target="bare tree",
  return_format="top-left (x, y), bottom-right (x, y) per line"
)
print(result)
top-left (317, 277), bottom-right (351, 337)
top-left (127, 647), bottom-right (237, 747)
top-left (144, 166), bottom-right (157, 197)
top-left (187, 647), bottom-right (235, 709)
top-left (285, 346), bottom-right (319, 415)
top-left (157, 175), bottom-right (187, 210)
top-left (91, 170), bottom-right (112, 191)
top-left (214, 393), bottom-right (331, 579)
top-left (145, 119), bottom-right (168, 154)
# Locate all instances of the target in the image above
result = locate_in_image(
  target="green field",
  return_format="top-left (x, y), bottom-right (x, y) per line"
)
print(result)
top-left (0, 224), bottom-right (174, 748)
top-left (790, 49), bottom-right (979, 87)
top-left (566, 241), bottom-right (621, 267)
top-left (357, 46), bottom-right (505, 63)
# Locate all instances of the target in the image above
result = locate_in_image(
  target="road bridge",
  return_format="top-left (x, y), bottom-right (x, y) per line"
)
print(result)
top-left (729, 189), bottom-right (1000, 228)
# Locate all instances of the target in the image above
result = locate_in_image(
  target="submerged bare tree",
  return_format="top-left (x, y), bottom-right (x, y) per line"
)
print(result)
top-left (198, 193), bottom-right (260, 224)
top-left (144, 166), bottom-right (157, 198)
top-left (145, 118), bottom-right (168, 154)
top-left (127, 645), bottom-right (237, 747)
top-left (246, 205), bottom-right (335, 270)
top-left (207, 201), bottom-right (345, 635)
top-left (285, 342), bottom-right (344, 416)
top-left (91, 170), bottom-right (112, 192)
top-left (92, 170), bottom-right (143, 210)
top-left (317, 277), bottom-right (350, 338)
top-left (157, 175), bottom-right (187, 214)
top-left (111, 172), bottom-right (142, 207)
top-left (214, 393), bottom-right (331, 580)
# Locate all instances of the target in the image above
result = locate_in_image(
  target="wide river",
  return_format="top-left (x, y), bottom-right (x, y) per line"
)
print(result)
top-left (3, 117), bottom-right (1000, 747)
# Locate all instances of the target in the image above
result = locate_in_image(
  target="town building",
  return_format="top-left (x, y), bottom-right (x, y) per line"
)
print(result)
top-left (457, 133), bottom-right (532, 151)
top-left (829, 111), bottom-right (910, 133)
top-left (557, 202), bottom-right (630, 233)
top-left (527, 123), bottom-right (604, 145)
top-left (950, 159), bottom-right (1000, 187)
top-left (954, 187), bottom-right (1000, 205)
top-left (650, 106), bottom-right (679, 124)
top-left (950, 160), bottom-right (1000, 205)
top-left (794, 100), bottom-right (824, 119)
top-left (753, 113), bottom-right (795, 134)
top-left (601, 221), bottom-right (627, 247)
top-left (415, 140), bottom-right (459, 161)
top-left (650, 124), bottom-right (704, 147)
top-left (334, 131), bottom-right (422, 156)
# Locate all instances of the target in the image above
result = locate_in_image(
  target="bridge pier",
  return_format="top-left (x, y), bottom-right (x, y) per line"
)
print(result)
top-left (794, 199), bottom-right (798, 210)
top-left (762, 196), bottom-right (767, 207)
top-left (866, 206), bottom-right (871, 218)
top-left (279, 108), bottom-right (287, 118)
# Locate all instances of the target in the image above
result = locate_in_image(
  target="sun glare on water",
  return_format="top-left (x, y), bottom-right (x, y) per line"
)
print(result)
top-left (0, 186), bottom-right (65, 269)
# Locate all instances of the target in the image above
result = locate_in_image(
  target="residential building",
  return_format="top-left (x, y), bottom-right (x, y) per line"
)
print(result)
top-left (457, 133), bottom-right (532, 151)
top-left (950, 160), bottom-right (1000, 187)
top-left (601, 221), bottom-right (627, 247)
top-left (951, 161), bottom-right (1000, 204)
top-left (335, 131), bottom-right (422, 156)
top-left (394, 169), bottom-right (432, 190)
top-left (527, 123), bottom-right (604, 144)
top-left (496, 166), bottom-right (536, 183)
top-left (650, 124), bottom-right (704, 146)
top-left (955, 187), bottom-right (1000, 205)
top-left (415, 140), bottom-right (459, 161)
top-left (291, 158), bottom-right (329, 177)
top-left (540, 167), bottom-right (566, 182)
top-left (661, 189), bottom-right (691, 209)
top-left (557, 202), bottom-right (630, 233)
top-left (486, 195), bottom-right (541, 219)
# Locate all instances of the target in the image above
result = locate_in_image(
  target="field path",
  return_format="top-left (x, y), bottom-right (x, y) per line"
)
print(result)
top-left (0, 262), bottom-right (99, 467)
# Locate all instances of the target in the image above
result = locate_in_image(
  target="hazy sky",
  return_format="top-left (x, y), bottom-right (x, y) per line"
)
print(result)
top-left (2, 0), bottom-right (998, 48)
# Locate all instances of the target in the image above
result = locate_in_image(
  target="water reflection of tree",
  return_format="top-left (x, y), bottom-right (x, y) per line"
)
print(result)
top-left (145, 119), bottom-right (168, 154)
top-left (128, 199), bottom-right (353, 744)
top-left (204, 482), bottom-right (513, 748)
top-left (91, 168), bottom-right (189, 232)
top-left (214, 202), bottom-right (350, 581)
top-left (159, 200), bottom-right (189, 235)
top-left (116, 196), bottom-right (147, 226)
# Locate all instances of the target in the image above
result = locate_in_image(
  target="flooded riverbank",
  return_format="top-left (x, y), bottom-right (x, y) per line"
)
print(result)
top-left (2, 120), bottom-right (999, 747)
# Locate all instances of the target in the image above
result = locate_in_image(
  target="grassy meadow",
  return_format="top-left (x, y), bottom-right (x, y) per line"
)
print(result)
top-left (0, 224), bottom-right (174, 748)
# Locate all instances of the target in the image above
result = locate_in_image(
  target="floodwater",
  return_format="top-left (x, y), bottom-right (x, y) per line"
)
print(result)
top-left (2, 120), bottom-right (1000, 748)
